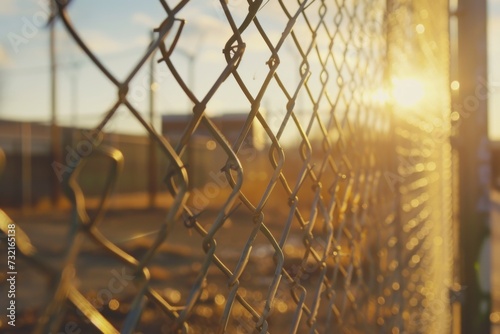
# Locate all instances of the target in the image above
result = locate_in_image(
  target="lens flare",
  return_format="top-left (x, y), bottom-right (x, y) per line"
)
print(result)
top-left (391, 77), bottom-right (426, 108)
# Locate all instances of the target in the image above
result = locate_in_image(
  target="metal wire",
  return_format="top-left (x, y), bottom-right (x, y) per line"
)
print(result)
top-left (0, 0), bottom-right (454, 333)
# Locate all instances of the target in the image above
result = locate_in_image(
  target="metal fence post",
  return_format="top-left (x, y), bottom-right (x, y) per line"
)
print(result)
top-left (456, 0), bottom-right (491, 332)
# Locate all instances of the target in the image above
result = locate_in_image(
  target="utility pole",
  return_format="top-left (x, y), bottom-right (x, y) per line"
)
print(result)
top-left (148, 31), bottom-right (157, 208)
top-left (456, 0), bottom-right (491, 332)
top-left (176, 48), bottom-right (195, 111)
top-left (21, 122), bottom-right (31, 212)
top-left (70, 59), bottom-right (82, 146)
top-left (50, 2), bottom-right (62, 207)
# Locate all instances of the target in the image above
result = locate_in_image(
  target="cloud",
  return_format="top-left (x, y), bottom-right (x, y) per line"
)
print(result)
top-left (131, 12), bottom-right (157, 28)
top-left (132, 34), bottom-right (151, 48)
top-left (182, 6), bottom-right (228, 37)
top-left (82, 30), bottom-right (131, 55)
top-left (76, 29), bottom-right (153, 60)
top-left (155, 5), bottom-right (232, 57)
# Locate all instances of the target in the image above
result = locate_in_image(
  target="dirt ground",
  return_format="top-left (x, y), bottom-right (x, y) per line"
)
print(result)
top-left (0, 197), bottom-right (366, 333)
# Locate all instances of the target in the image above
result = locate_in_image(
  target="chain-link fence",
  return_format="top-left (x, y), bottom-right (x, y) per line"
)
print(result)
top-left (0, 0), bottom-right (454, 333)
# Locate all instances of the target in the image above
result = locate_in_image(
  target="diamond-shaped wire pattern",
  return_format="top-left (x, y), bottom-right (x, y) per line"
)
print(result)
top-left (0, 0), bottom-right (454, 333)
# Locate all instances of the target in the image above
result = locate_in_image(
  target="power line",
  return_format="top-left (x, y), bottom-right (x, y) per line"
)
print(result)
top-left (1, 46), bottom-right (148, 75)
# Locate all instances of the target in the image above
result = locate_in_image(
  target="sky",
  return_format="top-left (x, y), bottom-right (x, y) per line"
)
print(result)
top-left (0, 0), bottom-right (258, 133)
top-left (0, 0), bottom-right (498, 139)
top-left (0, 1), bottom-right (284, 130)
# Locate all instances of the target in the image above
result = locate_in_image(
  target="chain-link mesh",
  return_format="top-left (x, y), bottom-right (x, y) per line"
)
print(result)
top-left (382, 0), bottom-right (454, 333)
top-left (0, 0), bottom-right (454, 333)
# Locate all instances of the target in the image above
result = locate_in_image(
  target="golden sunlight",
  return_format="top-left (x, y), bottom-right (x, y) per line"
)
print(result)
top-left (391, 77), bottom-right (426, 108)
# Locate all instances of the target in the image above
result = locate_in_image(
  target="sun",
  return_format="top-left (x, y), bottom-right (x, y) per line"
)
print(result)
top-left (391, 77), bottom-right (426, 108)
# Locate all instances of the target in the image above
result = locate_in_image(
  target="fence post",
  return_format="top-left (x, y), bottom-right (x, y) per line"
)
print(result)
top-left (456, 0), bottom-right (491, 332)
